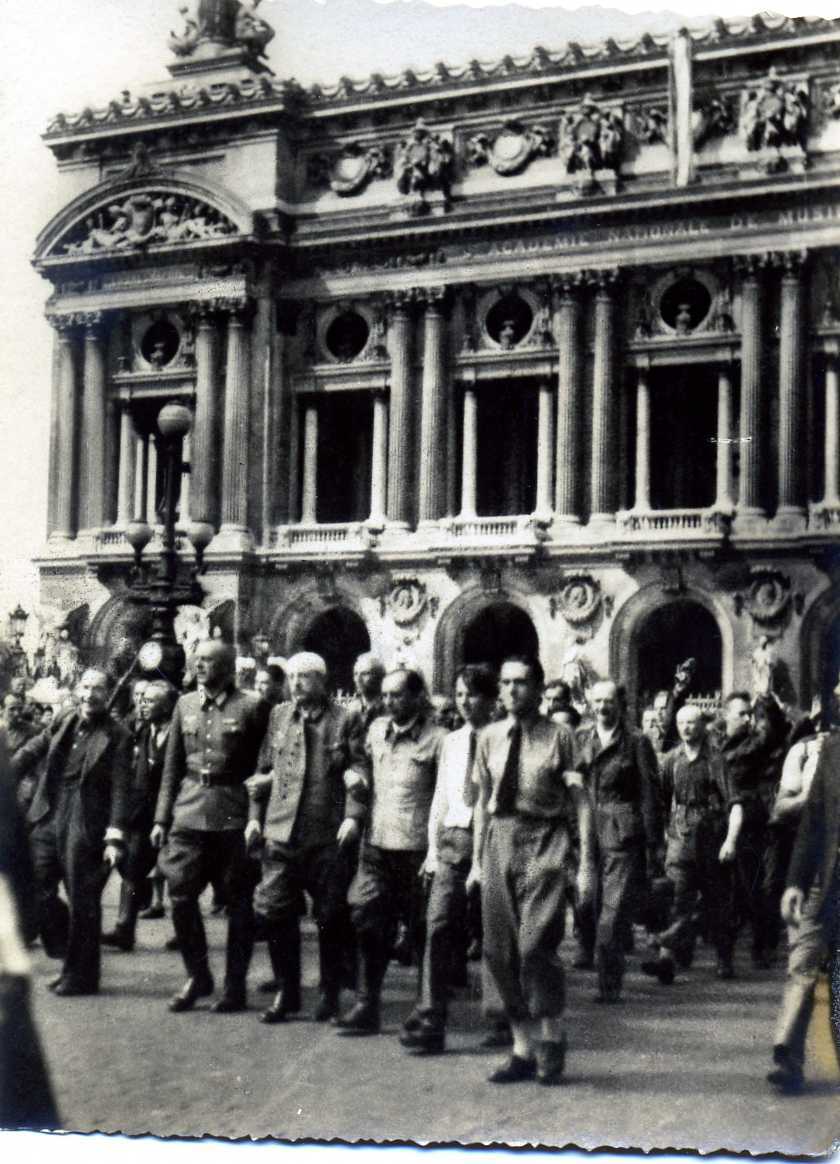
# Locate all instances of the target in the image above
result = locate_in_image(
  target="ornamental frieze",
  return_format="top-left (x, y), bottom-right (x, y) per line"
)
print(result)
top-left (560, 94), bottom-right (625, 192)
top-left (548, 573), bottom-right (608, 628)
top-left (61, 193), bottom-right (238, 255)
top-left (466, 121), bottom-right (555, 176)
top-left (309, 144), bottom-right (391, 197)
top-left (394, 119), bottom-right (454, 213)
top-left (741, 68), bottom-right (809, 171)
top-left (734, 568), bottom-right (802, 626)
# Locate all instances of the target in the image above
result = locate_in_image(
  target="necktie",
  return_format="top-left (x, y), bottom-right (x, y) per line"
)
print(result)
top-left (494, 723), bottom-right (522, 816)
top-left (462, 729), bottom-right (478, 807)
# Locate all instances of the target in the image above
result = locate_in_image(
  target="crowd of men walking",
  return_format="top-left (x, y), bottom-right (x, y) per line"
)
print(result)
top-left (1, 636), bottom-right (838, 1116)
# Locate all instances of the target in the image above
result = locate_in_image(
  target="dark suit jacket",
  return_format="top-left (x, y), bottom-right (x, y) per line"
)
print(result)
top-left (574, 723), bottom-right (661, 851)
top-left (787, 732), bottom-right (840, 923)
top-left (128, 721), bottom-right (169, 826)
top-left (12, 710), bottom-right (131, 846)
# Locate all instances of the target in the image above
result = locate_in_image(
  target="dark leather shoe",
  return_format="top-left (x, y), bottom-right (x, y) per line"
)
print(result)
top-left (102, 929), bottom-right (134, 952)
top-left (479, 1022), bottom-right (513, 1049)
top-left (314, 993), bottom-right (340, 1023)
top-left (400, 1024), bottom-right (445, 1054)
top-left (53, 979), bottom-right (98, 997)
top-left (488, 1054), bottom-right (536, 1084)
top-left (47, 973), bottom-right (65, 991)
top-left (641, 956), bottom-right (675, 985)
top-left (335, 1000), bottom-right (380, 1035)
top-left (258, 978), bottom-right (279, 994)
top-left (401, 1010), bottom-right (423, 1035)
top-left (767, 1046), bottom-right (805, 1094)
top-left (536, 1039), bottom-right (566, 1086)
top-left (165, 935), bottom-right (181, 952)
top-left (259, 991), bottom-right (299, 1024)
top-left (168, 973), bottom-right (214, 1012)
top-left (211, 992), bottom-right (247, 1013)
top-left (138, 905), bottom-right (165, 920)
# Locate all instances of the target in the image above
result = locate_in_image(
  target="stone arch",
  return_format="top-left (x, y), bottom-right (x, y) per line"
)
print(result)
top-left (433, 584), bottom-right (538, 694)
top-left (85, 593), bottom-right (153, 675)
top-left (34, 170), bottom-right (256, 262)
top-left (609, 584), bottom-right (733, 725)
top-left (268, 584), bottom-right (370, 694)
top-left (799, 580), bottom-right (840, 716)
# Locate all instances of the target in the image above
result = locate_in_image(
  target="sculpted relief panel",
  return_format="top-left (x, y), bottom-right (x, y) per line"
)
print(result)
top-left (60, 192), bottom-right (239, 255)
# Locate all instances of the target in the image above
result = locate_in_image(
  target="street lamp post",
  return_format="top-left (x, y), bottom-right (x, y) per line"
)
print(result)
top-left (8, 604), bottom-right (29, 678)
top-left (123, 402), bottom-right (209, 687)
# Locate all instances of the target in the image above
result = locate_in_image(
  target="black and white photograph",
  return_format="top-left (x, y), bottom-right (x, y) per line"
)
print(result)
top-left (0, 0), bottom-right (839, 1157)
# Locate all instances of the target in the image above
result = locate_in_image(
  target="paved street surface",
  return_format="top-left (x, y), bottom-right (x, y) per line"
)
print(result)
top-left (30, 884), bottom-right (839, 1153)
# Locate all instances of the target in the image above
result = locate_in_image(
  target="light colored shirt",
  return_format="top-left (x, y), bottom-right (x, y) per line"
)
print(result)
top-left (362, 714), bottom-right (446, 851)
top-left (778, 735), bottom-right (826, 799)
top-left (475, 714), bottom-right (578, 820)
top-left (427, 724), bottom-right (478, 859)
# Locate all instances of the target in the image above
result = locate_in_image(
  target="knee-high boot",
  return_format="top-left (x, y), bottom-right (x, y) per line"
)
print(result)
top-left (266, 917), bottom-right (302, 1012)
top-left (171, 900), bottom-right (209, 981)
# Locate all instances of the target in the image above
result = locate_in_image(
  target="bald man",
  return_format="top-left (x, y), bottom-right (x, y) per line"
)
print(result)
top-left (153, 641), bottom-right (270, 1013)
top-left (641, 704), bottom-right (730, 984)
top-left (12, 669), bottom-right (131, 995)
top-left (246, 652), bottom-right (362, 1024)
top-left (574, 679), bottom-right (661, 1003)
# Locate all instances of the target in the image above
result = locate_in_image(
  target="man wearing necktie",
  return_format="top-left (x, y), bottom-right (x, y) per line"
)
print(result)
top-left (472, 655), bottom-right (595, 1085)
top-left (152, 641), bottom-right (270, 1014)
top-left (400, 664), bottom-right (498, 1054)
top-left (102, 680), bottom-right (176, 952)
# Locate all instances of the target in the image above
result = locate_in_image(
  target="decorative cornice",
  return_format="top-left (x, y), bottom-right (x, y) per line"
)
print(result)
top-left (43, 14), bottom-right (840, 140)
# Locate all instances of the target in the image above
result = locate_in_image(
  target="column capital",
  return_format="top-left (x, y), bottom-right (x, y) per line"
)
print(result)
top-left (734, 253), bottom-right (773, 280)
top-left (587, 268), bottom-right (620, 295)
top-left (46, 310), bottom-right (108, 335)
top-left (80, 310), bottom-right (107, 338)
top-left (551, 271), bottom-right (587, 302)
top-left (384, 288), bottom-right (421, 315)
top-left (771, 248), bottom-right (809, 279)
top-left (417, 285), bottom-right (450, 313)
top-left (213, 295), bottom-right (255, 322)
top-left (45, 312), bottom-right (78, 335)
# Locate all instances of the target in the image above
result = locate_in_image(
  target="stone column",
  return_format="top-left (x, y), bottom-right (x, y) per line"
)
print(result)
top-left (369, 388), bottom-right (388, 524)
top-left (738, 256), bottom-right (766, 516)
top-left (554, 275), bottom-right (583, 524)
top-left (116, 403), bottom-right (137, 526)
top-left (777, 251), bottom-right (806, 524)
top-left (714, 363), bottom-right (735, 511)
top-left (301, 403), bottom-right (319, 524)
top-left (218, 301), bottom-right (253, 550)
top-left (386, 291), bottom-right (414, 525)
top-left (535, 380), bottom-right (555, 518)
top-left (633, 365), bottom-right (651, 511)
top-left (460, 386), bottom-right (478, 518)
top-left (50, 317), bottom-right (80, 541)
top-left (590, 271), bottom-right (619, 524)
top-left (80, 312), bottom-right (107, 533)
top-left (819, 350), bottom-right (840, 508)
top-left (190, 306), bottom-right (221, 532)
top-left (418, 288), bottom-right (448, 524)
top-left (181, 432), bottom-right (192, 524)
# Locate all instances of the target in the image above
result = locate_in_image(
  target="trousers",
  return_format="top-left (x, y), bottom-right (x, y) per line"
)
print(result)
top-left (30, 787), bottom-right (109, 989)
top-left (159, 828), bottom-right (255, 994)
top-left (348, 844), bottom-right (425, 1003)
top-left (417, 826), bottom-right (471, 1022)
top-left (482, 815), bottom-right (570, 1022)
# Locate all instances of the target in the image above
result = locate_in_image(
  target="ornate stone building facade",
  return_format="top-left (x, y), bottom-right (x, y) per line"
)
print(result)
top-left (33, 4), bottom-right (840, 711)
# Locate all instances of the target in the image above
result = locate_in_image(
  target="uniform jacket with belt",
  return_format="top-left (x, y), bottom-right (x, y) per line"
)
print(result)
top-left (248, 699), bottom-right (361, 846)
top-left (12, 709), bottom-right (131, 846)
top-left (574, 723), bottom-right (661, 851)
top-left (787, 732), bottom-right (840, 923)
top-left (155, 685), bottom-right (269, 832)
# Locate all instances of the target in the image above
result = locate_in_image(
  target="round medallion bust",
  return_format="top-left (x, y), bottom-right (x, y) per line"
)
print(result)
top-left (486, 293), bottom-right (533, 349)
top-left (140, 319), bottom-right (181, 368)
top-left (325, 310), bottom-right (370, 361)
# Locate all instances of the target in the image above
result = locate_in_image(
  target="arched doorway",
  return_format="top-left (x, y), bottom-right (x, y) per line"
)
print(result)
top-left (461, 601), bottom-right (539, 675)
top-left (636, 599), bottom-right (722, 712)
top-left (301, 607), bottom-right (370, 697)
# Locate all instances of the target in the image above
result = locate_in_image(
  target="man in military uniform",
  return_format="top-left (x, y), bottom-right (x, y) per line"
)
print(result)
top-left (641, 704), bottom-right (730, 984)
top-left (246, 652), bottom-right (361, 1024)
top-left (472, 656), bottom-right (594, 1085)
top-left (574, 679), bottom-right (661, 1003)
top-left (152, 641), bottom-right (269, 1013)
top-left (336, 667), bottom-right (446, 1035)
top-left (103, 680), bottom-right (176, 952)
top-left (13, 669), bottom-right (131, 995)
